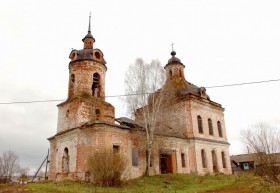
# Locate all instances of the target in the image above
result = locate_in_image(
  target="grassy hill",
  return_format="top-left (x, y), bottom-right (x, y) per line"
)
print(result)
top-left (0, 173), bottom-right (279, 193)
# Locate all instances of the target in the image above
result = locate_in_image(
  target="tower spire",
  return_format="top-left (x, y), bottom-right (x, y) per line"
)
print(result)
top-left (88, 12), bottom-right (91, 33)
top-left (82, 12), bottom-right (95, 46)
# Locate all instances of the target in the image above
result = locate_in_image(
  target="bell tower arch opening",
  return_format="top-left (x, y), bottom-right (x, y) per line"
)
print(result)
top-left (169, 69), bottom-right (172, 78)
top-left (92, 73), bottom-right (100, 97)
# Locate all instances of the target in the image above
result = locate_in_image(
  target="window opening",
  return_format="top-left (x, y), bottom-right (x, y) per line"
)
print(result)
top-left (95, 109), bottom-right (100, 120)
top-left (243, 163), bottom-right (249, 170)
top-left (201, 149), bottom-right (207, 168)
top-left (181, 153), bottom-right (186, 167)
top-left (92, 73), bottom-right (100, 97)
top-left (217, 121), bottom-right (223, 137)
top-left (208, 118), bottom-right (213, 135)
top-left (95, 52), bottom-right (101, 59)
top-left (212, 150), bottom-right (217, 172)
top-left (69, 74), bottom-right (75, 97)
top-left (66, 110), bottom-right (69, 118)
top-left (222, 152), bottom-right (226, 168)
top-left (63, 148), bottom-right (69, 173)
top-left (113, 145), bottom-right (120, 154)
top-left (71, 74), bottom-right (75, 82)
top-left (169, 70), bottom-right (172, 78)
top-left (197, 115), bottom-right (203, 134)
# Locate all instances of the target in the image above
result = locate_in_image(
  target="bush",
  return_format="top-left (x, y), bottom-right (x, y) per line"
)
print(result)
top-left (87, 149), bottom-right (127, 186)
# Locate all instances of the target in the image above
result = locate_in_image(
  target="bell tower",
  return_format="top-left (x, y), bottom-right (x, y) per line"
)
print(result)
top-left (68, 14), bottom-right (106, 100)
top-left (56, 15), bottom-right (115, 133)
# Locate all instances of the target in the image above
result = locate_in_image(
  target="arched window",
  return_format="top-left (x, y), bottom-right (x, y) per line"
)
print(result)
top-left (201, 149), bottom-right (207, 168)
top-left (63, 148), bottom-right (69, 173)
top-left (211, 150), bottom-right (217, 172)
top-left (208, 118), bottom-right (213, 135)
top-left (71, 74), bottom-right (75, 82)
top-left (92, 73), bottom-right (100, 97)
top-left (197, 115), bottom-right (203, 134)
top-left (221, 151), bottom-right (226, 168)
top-left (179, 69), bottom-right (182, 77)
top-left (169, 70), bottom-right (172, 78)
top-left (217, 121), bottom-right (223, 137)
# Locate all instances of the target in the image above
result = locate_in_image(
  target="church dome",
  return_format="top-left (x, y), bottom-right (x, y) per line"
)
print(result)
top-left (168, 50), bottom-right (182, 64)
top-left (161, 78), bottom-right (210, 101)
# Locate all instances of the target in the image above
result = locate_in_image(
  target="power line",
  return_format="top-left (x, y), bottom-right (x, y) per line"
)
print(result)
top-left (0, 78), bottom-right (279, 105)
top-left (0, 99), bottom-right (65, 105)
top-left (205, 78), bottom-right (280, 88)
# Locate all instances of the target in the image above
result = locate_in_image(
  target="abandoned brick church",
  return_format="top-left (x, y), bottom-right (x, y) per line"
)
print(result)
top-left (48, 21), bottom-right (232, 181)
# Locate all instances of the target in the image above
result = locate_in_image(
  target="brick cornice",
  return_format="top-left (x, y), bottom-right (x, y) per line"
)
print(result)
top-left (47, 121), bottom-right (130, 140)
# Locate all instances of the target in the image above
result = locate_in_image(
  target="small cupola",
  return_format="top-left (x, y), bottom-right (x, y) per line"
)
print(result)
top-left (168, 50), bottom-right (181, 64)
top-left (82, 14), bottom-right (95, 49)
top-left (164, 48), bottom-right (185, 80)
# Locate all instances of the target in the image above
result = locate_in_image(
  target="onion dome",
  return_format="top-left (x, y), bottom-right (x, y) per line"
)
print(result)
top-left (168, 50), bottom-right (182, 64)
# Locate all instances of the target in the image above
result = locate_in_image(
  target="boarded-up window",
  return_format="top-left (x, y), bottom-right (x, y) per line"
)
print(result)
top-left (201, 149), bottom-right (207, 168)
top-left (132, 148), bottom-right (138, 166)
top-left (197, 115), bottom-right (203, 134)
top-left (217, 121), bottom-right (223, 137)
top-left (181, 153), bottom-right (186, 167)
top-left (208, 118), bottom-right (213, 135)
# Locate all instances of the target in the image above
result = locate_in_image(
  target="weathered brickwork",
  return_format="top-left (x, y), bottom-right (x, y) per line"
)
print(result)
top-left (48, 26), bottom-right (232, 181)
top-left (68, 60), bottom-right (106, 100)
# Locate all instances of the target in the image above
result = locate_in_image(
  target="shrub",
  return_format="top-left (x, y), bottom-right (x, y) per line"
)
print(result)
top-left (87, 149), bottom-right (127, 186)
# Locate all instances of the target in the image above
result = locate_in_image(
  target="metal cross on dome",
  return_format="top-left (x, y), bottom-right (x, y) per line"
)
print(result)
top-left (171, 42), bottom-right (175, 51)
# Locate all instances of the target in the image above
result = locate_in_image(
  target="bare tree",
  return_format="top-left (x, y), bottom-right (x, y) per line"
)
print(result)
top-left (242, 122), bottom-right (280, 183)
top-left (19, 167), bottom-right (29, 184)
top-left (0, 151), bottom-right (20, 183)
top-left (124, 58), bottom-right (165, 176)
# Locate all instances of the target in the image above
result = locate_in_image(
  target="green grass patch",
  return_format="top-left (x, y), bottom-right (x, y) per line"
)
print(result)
top-left (0, 173), bottom-right (278, 193)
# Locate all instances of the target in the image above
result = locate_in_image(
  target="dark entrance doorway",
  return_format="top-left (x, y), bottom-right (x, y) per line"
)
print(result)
top-left (160, 151), bottom-right (177, 174)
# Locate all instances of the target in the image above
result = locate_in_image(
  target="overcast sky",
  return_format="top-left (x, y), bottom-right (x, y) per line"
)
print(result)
top-left (1, 0), bottom-right (280, 173)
